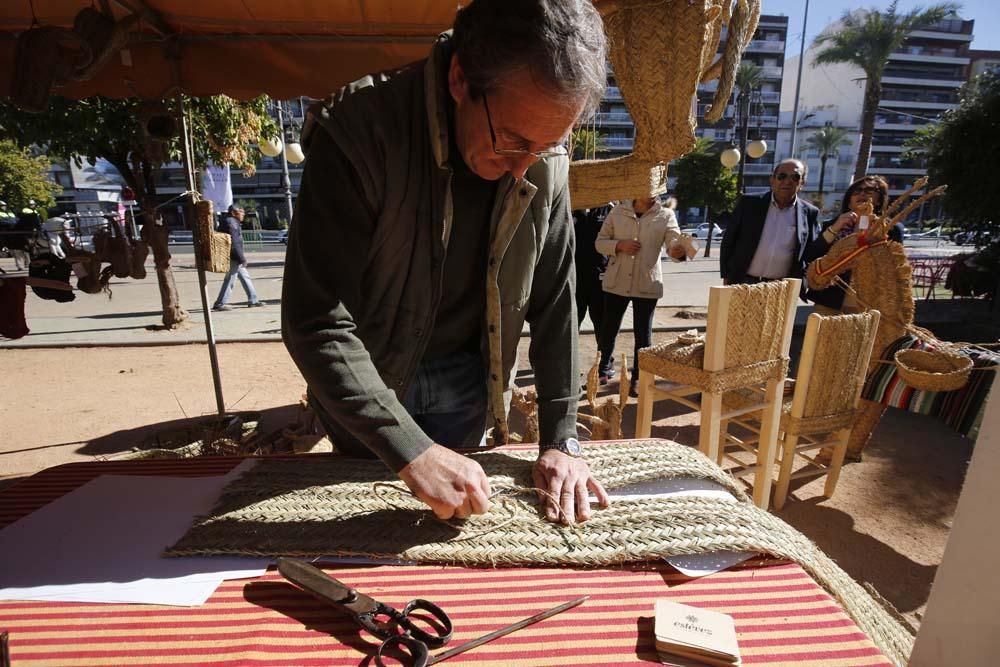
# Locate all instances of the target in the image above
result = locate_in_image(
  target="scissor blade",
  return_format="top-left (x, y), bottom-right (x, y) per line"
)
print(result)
top-left (276, 557), bottom-right (378, 616)
top-left (427, 595), bottom-right (588, 665)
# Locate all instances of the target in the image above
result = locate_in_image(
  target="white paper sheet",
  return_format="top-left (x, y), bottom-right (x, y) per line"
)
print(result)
top-left (0, 460), bottom-right (270, 606)
top-left (604, 478), bottom-right (757, 577)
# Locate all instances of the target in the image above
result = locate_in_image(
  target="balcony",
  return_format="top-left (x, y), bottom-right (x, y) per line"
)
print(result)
top-left (760, 66), bottom-right (783, 79)
top-left (908, 29), bottom-right (972, 42)
top-left (605, 86), bottom-right (623, 100)
top-left (759, 91), bottom-right (781, 103)
top-left (742, 164), bottom-right (774, 175)
top-left (594, 111), bottom-right (633, 125)
top-left (882, 75), bottom-right (963, 88)
top-left (746, 40), bottom-right (785, 53)
top-left (889, 52), bottom-right (970, 66)
top-left (879, 99), bottom-right (956, 111)
top-left (604, 137), bottom-right (634, 150)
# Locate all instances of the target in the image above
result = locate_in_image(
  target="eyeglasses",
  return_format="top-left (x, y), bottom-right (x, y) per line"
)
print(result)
top-left (482, 94), bottom-right (568, 159)
top-left (774, 172), bottom-right (802, 182)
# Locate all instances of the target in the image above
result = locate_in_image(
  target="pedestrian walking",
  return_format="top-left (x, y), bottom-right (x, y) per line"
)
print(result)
top-left (213, 205), bottom-right (263, 310)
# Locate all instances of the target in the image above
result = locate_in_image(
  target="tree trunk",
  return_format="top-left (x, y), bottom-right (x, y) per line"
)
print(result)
top-left (817, 155), bottom-right (828, 211)
top-left (854, 77), bottom-right (882, 181)
top-left (109, 153), bottom-right (189, 329)
top-left (141, 200), bottom-right (188, 328)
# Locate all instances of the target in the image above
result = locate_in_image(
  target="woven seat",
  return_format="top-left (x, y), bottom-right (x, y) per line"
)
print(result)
top-left (192, 199), bottom-right (232, 273)
top-left (719, 311), bottom-right (881, 510)
top-left (635, 279), bottom-right (800, 508)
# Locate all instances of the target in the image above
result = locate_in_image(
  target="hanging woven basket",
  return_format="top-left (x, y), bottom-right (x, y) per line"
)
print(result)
top-left (893, 348), bottom-right (972, 392)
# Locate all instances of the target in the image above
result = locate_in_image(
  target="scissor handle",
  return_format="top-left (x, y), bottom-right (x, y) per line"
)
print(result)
top-left (395, 599), bottom-right (453, 648)
top-left (375, 634), bottom-right (430, 667)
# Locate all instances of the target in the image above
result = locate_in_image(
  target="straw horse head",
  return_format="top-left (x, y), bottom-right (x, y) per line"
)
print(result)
top-left (806, 178), bottom-right (947, 366)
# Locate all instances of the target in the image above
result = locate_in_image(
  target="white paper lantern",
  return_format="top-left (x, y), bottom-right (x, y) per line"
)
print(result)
top-left (746, 139), bottom-right (768, 159)
top-left (720, 147), bottom-right (741, 168)
top-left (259, 136), bottom-right (283, 157)
top-left (284, 142), bottom-right (306, 164)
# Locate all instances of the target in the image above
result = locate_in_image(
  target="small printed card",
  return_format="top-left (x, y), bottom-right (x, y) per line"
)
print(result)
top-left (654, 599), bottom-right (740, 666)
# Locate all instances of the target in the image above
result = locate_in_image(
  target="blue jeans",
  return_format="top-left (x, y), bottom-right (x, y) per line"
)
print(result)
top-left (401, 351), bottom-right (488, 449)
top-left (214, 260), bottom-right (258, 307)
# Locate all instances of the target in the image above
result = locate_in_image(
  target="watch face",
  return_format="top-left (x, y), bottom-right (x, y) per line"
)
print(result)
top-left (564, 438), bottom-right (582, 456)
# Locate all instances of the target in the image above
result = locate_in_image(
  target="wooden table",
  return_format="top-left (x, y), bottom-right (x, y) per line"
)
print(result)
top-left (0, 456), bottom-right (893, 666)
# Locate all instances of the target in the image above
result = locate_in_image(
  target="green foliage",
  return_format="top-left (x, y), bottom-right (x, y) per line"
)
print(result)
top-left (235, 198), bottom-right (259, 212)
top-left (735, 62), bottom-right (762, 94)
top-left (915, 70), bottom-right (1000, 241)
top-left (0, 95), bottom-right (278, 198)
top-left (812, 2), bottom-right (959, 79)
top-left (570, 127), bottom-right (604, 160)
top-left (0, 139), bottom-right (60, 211)
top-left (673, 137), bottom-right (738, 218)
top-left (803, 126), bottom-right (851, 159)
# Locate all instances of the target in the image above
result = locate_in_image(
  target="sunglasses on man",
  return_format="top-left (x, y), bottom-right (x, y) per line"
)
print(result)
top-left (774, 171), bottom-right (802, 182)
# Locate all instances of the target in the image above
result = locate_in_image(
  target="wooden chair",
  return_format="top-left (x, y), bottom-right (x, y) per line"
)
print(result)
top-left (635, 279), bottom-right (800, 508)
top-left (718, 310), bottom-right (881, 510)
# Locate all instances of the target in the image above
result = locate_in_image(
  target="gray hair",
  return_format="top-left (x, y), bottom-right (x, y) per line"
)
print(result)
top-left (773, 158), bottom-right (808, 181)
top-left (452, 0), bottom-right (607, 120)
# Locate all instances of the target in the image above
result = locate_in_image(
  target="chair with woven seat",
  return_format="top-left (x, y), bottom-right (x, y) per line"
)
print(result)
top-left (635, 279), bottom-right (800, 508)
top-left (718, 310), bottom-right (881, 510)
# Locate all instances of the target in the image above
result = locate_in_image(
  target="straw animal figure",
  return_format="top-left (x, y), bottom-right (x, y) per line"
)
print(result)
top-left (570, 0), bottom-right (761, 208)
top-left (510, 388), bottom-right (540, 444)
top-left (578, 353), bottom-right (631, 440)
top-left (806, 177), bottom-right (947, 370)
top-left (805, 177), bottom-right (948, 460)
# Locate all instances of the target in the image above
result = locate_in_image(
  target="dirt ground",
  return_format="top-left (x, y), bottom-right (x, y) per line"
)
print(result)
top-left (0, 334), bottom-right (976, 630)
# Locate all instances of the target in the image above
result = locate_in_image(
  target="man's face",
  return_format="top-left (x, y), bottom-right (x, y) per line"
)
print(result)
top-left (447, 55), bottom-right (582, 181)
top-left (770, 162), bottom-right (805, 204)
top-left (232, 209), bottom-right (245, 222)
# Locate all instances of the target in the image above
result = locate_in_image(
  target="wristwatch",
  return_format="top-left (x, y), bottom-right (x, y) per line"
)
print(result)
top-left (539, 437), bottom-right (583, 457)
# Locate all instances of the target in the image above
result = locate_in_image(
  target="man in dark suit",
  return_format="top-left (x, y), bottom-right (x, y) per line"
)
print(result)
top-left (720, 159), bottom-right (822, 289)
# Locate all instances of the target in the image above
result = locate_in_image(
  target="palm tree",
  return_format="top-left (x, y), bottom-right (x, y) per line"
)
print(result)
top-left (569, 126), bottom-right (604, 161)
top-left (732, 62), bottom-right (762, 191)
top-left (812, 1), bottom-right (960, 181)
top-left (803, 126), bottom-right (851, 210)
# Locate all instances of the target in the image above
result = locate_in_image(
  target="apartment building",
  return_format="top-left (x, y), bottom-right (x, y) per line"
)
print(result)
top-left (871, 15), bottom-right (974, 197)
top-left (592, 15), bottom-right (788, 198)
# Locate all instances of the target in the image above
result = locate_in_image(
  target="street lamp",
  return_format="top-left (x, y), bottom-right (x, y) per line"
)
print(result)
top-left (721, 83), bottom-right (765, 193)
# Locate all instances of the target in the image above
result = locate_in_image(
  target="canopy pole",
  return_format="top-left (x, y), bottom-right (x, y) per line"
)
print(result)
top-left (176, 93), bottom-right (226, 415)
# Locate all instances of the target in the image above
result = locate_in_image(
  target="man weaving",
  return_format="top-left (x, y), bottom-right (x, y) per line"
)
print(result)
top-left (283, 0), bottom-right (610, 525)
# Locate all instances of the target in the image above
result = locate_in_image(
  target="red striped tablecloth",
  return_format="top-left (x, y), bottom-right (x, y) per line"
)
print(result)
top-left (0, 455), bottom-right (893, 667)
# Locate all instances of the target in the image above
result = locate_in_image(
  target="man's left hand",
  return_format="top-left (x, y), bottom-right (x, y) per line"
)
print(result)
top-left (532, 450), bottom-right (610, 524)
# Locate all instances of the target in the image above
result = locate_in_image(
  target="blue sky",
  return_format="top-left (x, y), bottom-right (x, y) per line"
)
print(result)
top-left (762, 0), bottom-right (1000, 52)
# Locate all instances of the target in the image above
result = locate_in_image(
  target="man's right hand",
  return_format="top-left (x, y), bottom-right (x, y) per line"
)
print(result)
top-left (398, 444), bottom-right (492, 520)
top-left (616, 240), bottom-right (641, 256)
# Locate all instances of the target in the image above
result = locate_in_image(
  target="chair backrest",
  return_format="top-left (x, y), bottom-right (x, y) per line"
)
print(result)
top-left (791, 310), bottom-right (881, 420)
top-left (703, 279), bottom-right (801, 372)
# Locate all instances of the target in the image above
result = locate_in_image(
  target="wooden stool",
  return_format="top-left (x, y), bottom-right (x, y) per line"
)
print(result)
top-left (635, 279), bottom-right (800, 508)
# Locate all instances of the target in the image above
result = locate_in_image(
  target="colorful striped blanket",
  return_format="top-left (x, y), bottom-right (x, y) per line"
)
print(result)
top-left (862, 335), bottom-right (998, 439)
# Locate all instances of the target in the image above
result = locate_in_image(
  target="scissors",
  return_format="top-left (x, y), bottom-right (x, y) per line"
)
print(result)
top-left (277, 557), bottom-right (587, 666)
top-left (277, 557), bottom-right (451, 666)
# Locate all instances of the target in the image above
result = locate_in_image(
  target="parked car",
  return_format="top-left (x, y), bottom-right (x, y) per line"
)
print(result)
top-left (681, 223), bottom-right (723, 239)
top-left (277, 229), bottom-right (288, 244)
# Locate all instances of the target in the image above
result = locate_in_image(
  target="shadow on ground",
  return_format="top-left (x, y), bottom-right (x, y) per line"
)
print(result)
top-left (77, 403), bottom-right (302, 459)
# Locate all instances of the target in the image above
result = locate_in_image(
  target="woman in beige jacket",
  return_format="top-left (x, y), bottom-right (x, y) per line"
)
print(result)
top-left (595, 196), bottom-right (687, 395)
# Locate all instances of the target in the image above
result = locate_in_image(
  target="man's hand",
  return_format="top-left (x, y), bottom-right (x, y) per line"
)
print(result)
top-left (616, 239), bottom-right (641, 256)
top-left (532, 450), bottom-right (610, 524)
top-left (399, 444), bottom-right (491, 520)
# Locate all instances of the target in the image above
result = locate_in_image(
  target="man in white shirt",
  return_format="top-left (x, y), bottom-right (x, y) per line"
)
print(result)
top-left (719, 159), bottom-right (821, 288)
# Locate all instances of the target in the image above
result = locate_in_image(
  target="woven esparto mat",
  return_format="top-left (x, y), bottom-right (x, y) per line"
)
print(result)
top-left (167, 441), bottom-right (912, 666)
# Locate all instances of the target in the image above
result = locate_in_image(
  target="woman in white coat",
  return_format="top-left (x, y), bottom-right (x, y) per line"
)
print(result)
top-left (595, 196), bottom-right (688, 395)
